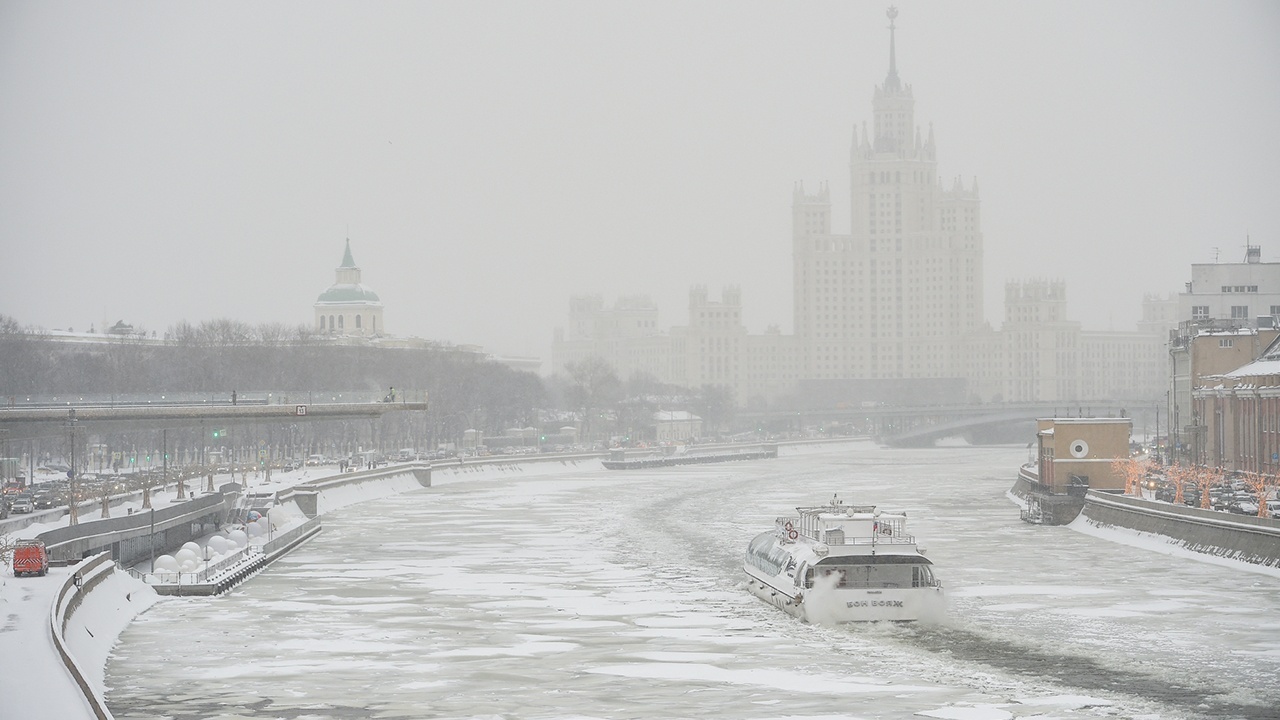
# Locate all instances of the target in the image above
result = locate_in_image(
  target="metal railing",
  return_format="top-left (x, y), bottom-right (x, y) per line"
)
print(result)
top-left (262, 517), bottom-right (322, 556)
top-left (777, 520), bottom-right (918, 546)
top-left (121, 544), bottom-right (262, 586)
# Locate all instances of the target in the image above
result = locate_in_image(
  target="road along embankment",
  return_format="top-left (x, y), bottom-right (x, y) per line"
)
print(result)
top-left (1078, 490), bottom-right (1280, 568)
top-left (36, 488), bottom-right (239, 566)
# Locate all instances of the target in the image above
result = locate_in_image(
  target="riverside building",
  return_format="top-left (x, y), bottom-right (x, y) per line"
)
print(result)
top-left (1170, 244), bottom-right (1280, 463)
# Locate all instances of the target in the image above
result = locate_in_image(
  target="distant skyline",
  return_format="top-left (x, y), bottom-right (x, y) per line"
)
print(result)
top-left (2, 1), bottom-right (1279, 364)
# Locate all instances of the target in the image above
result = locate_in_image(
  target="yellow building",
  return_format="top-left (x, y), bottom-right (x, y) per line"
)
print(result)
top-left (1034, 418), bottom-right (1132, 493)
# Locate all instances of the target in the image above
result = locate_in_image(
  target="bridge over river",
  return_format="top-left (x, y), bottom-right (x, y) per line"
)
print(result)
top-left (741, 401), bottom-right (1135, 448)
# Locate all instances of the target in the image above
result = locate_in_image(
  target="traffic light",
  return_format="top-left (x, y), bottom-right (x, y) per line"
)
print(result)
top-left (212, 429), bottom-right (221, 438)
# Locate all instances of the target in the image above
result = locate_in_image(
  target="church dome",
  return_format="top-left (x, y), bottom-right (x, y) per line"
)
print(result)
top-left (315, 239), bottom-right (385, 337)
top-left (316, 283), bottom-right (381, 304)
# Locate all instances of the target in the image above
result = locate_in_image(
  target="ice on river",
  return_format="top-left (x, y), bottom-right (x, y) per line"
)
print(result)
top-left (105, 444), bottom-right (1280, 719)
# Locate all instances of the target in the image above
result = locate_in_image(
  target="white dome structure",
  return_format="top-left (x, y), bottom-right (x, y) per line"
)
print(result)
top-left (314, 239), bottom-right (384, 337)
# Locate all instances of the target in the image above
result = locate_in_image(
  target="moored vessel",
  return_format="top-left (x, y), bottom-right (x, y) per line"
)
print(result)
top-left (744, 496), bottom-right (943, 623)
top-left (602, 444), bottom-right (777, 470)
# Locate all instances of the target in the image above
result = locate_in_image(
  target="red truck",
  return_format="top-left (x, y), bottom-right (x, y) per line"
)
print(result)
top-left (12, 539), bottom-right (48, 577)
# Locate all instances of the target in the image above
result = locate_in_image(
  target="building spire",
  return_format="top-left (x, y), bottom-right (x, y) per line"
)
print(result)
top-left (341, 238), bottom-right (356, 268)
top-left (884, 6), bottom-right (902, 92)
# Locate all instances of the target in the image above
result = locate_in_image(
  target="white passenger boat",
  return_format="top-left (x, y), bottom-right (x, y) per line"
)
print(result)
top-left (744, 496), bottom-right (944, 623)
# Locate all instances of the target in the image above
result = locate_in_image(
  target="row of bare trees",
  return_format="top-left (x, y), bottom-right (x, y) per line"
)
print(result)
top-left (556, 356), bottom-right (738, 443)
top-left (0, 314), bottom-right (545, 443)
top-left (1112, 457), bottom-right (1276, 517)
top-left (1, 317), bottom-right (739, 448)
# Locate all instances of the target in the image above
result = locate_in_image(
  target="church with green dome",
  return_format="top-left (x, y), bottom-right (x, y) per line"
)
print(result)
top-left (315, 240), bottom-right (384, 337)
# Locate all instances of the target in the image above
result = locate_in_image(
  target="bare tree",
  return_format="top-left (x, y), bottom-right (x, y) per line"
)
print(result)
top-left (693, 384), bottom-right (737, 436)
top-left (0, 532), bottom-right (14, 565)
top-left (566, 357), bottom-right (622, 444)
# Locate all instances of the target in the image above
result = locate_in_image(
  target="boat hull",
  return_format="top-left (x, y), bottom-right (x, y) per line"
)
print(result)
top-left (744, 569), bottom-right (944, 623)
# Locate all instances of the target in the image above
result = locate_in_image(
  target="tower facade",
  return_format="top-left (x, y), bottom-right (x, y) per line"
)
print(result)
top-left (793, 7), bottom-right (983, 384)
top-left (314, 239), bottom-right (384, 337)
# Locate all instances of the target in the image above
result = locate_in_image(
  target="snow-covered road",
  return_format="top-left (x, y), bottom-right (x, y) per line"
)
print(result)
top-left (0, 566), bottom-right (100, 720)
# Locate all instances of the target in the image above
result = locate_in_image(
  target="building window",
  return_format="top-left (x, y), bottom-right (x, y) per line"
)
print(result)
top-left (1219, 338), bottom-right (1234, 348)
top-left (319, 317), bottom-right (325, 330)
top-left (1231, 305), bottom-right (1249, 319)
top-left (1271, 305), bottom-right (1280, 316)
top-left (329, 315), bottom-right (335, 330)
top-left (1192, 305), bottom-right (1209, 320)
top-left (338, 315), bottom-right (344, 329)
top-left (355, 315), bottom-right (362, 329)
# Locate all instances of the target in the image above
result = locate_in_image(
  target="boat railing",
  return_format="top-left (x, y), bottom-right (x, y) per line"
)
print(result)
top-left (775, 518), bottom-right (916, 546)
top-left (831, 533), bottom-right (917, 546)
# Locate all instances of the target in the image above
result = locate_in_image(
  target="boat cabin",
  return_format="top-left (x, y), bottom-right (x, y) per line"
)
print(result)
top-left (780, 503), bottom-right (910, 545)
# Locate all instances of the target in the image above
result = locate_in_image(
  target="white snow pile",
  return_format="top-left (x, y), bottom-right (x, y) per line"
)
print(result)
top-left (147, 530), bottom-right (251, 582)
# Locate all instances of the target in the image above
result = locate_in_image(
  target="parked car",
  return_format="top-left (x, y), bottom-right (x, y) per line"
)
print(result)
top-left (13, 540), bottom-right (49, 576)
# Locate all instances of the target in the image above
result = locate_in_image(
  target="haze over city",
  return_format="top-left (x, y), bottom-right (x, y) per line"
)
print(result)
top-left (2, 0), bottom-right (1278, 362)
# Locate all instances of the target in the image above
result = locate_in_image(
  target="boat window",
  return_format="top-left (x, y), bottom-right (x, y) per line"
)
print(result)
top-left (912, 565), bottom-right (937, 587)
top-left (825, 564), bottom-right (912, 589)
top-left (794, 562), bottom-right (807, 587)
top-left (745, 533), bottom-right (790, 577)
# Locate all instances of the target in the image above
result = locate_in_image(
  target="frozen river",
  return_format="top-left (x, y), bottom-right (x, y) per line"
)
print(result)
top-left (105, 442), bottom-right (1280, 719)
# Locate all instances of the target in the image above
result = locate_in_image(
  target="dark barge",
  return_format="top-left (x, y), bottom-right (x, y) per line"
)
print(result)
top-left (602, 444), bottom-right (778, 470)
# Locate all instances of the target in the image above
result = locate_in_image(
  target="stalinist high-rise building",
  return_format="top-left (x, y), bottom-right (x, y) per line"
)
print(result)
top-left (552, 7), bottom-right (1168, 408)
top-left (793, 6), bottom-right (981, 387)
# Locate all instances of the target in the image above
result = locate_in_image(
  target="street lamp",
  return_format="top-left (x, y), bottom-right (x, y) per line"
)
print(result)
top-left (66, 408), bottom-right (79, 525)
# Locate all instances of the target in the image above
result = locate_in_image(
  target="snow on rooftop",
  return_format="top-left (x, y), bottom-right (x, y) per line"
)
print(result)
top-left (1224, 357), bottom-right (1280, 378)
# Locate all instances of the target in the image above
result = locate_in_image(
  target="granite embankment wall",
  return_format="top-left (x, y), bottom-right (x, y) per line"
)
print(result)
top-left (1081, 490), bottom-right (1280, 568)
top-left (50, 552), bottom-right (119, 720)
top-left (273, 463), bottom-right (433, 518)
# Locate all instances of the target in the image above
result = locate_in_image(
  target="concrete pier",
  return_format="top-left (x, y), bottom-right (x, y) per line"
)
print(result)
top-left (1081, 490), bottom-right (1280, 568)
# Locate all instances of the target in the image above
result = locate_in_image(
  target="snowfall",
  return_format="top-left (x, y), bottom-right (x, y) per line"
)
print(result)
top-left (6, 444), bottom-right (1280, 719)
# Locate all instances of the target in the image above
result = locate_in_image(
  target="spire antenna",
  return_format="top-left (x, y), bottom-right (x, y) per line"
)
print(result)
top-left (884, 6), bottom-right (901, 91)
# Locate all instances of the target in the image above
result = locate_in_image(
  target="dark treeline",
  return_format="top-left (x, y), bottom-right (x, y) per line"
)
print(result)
top-left (0, 316), bottom-right (544, 441)
top-left (0, 315), bottom-right (750, 451)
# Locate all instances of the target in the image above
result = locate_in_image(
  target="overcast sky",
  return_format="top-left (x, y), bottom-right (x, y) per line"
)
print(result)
top-left (2, 1), bottom-right (1279, 364)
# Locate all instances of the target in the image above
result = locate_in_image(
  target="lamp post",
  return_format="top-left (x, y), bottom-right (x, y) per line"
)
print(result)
top-left (66, 409), bottom-right (78, 525)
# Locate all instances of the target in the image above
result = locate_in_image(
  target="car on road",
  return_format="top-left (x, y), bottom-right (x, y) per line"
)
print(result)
top-left (33, 491), bottom-right (59, 510)
top-left (9, 493), bottom-right (35, 514)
